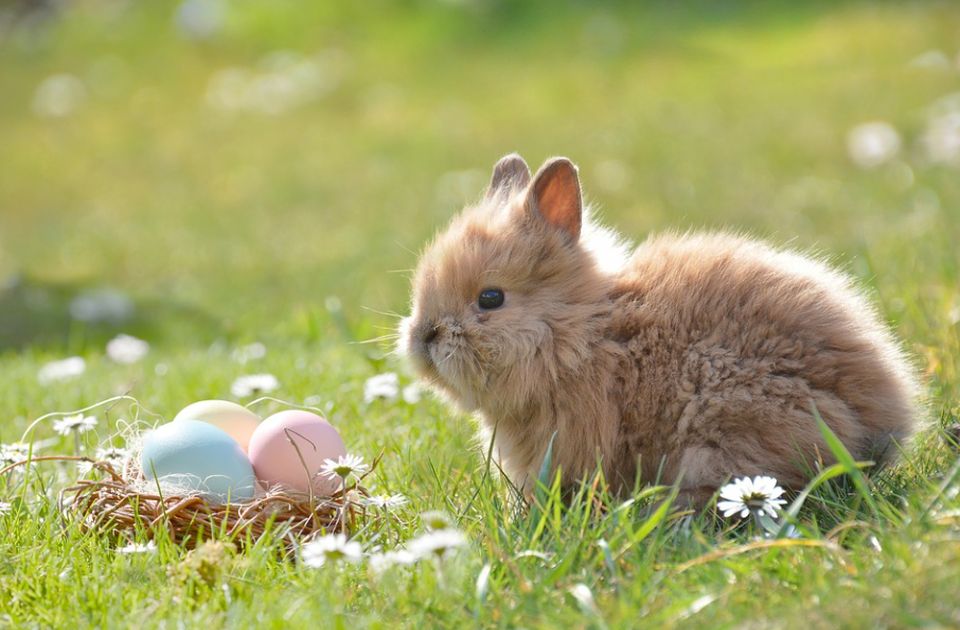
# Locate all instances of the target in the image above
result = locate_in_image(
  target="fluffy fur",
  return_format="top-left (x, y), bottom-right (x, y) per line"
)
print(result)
top-left (400, 154), bottom-right (920, 504)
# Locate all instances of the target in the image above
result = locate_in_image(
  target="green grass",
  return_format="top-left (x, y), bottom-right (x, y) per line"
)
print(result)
top-left (1, 1), bottom-right (960, 627)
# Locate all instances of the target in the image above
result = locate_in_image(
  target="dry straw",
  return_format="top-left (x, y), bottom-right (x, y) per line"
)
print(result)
top-left (1, 454), bottom-right (379, 553)
top-left (5, 395), bottom-right (382, 554)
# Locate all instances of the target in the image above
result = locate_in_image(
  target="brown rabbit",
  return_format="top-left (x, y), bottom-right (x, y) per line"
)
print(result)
top-left (399, 153), bottom-right (920, 505)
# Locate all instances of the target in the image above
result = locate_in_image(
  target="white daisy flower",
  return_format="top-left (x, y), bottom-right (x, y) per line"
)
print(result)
top-left (717, 475), bottom-right (787, 519)
top-left (116, 541), bottom-right (157, 554)
top-left (408, 529), bottom-right (466, 561)
top-left (363, 493), bottom-right (408, 510)
top-left (420, 510), bottom-right (454, 531)
top-left (205, 50), bottom-right (333, 116)
top-left (106, 334), bottom-right (150, 364)
top-left (364, 373), bottom-right (399, 404)
top-left (1, 442), bottom-right (32, 467)
top-left (231, 342), bottom-right (267, 364)
top-left (230, 373), bottom-right (279, 397)
top-left (402, 383), bottom-right (423, 405)
top-left (0, 502), bottom-right (12, 515)
top-left (53, 414), bottom-right (98, 436)
top-left (301, 533), bottom-right (362, 568)
top-left (368, 549), bottom-right (418, 575)
top-left (319, 454), bottom-right (369, 482)
top-left (175, 0), bottom-right (225, 41)
top-left (909, 49), bottom-right (951, 69)
top-left (568, 583), bottom-right (599, 615)
top-left (923, 109), bottom-right (960, 164)
top-left (80, 446), bottom-right (130, 474)
top-left (32, 73), bottom-right (87, 118)
top-left (475, 563), bottom-right (492, 601)
top-left (325, 296), bottom-right (342, 312)
top-left (96, 446), bottom-right (130, 464)
top-left (847, 121), bottom-right (901, 169)
top-left (37, 357), bottom-right (86, 384)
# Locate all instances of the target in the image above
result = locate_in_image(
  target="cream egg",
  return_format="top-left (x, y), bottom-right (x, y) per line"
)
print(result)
top-left (173, 399), bottom-right (261, 452)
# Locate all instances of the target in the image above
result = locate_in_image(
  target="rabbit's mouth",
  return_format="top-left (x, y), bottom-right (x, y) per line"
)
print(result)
top-left (414, 345), bottom-right (482, 411)
top-left (398, 315), bottom-right (451, 382)
top-left (399, 314), bottom-right (484, 405)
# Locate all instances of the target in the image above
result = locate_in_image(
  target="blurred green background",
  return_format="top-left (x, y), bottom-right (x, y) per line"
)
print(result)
top-left (4, 4), bottom-right (960, 625)
top-left (1, 0), bottom-right (959, 415)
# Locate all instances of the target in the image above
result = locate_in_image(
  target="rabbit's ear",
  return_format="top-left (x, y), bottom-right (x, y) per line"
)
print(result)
top-left (528, 157), bottom-right (582, 241)
top-left (486, 153), bottom-right (531, 198)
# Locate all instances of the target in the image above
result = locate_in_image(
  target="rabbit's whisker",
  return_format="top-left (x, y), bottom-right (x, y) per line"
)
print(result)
top-left (350, 334), bottom-right (401, 346)
top-left (360, 305), bottom-right (405, 319)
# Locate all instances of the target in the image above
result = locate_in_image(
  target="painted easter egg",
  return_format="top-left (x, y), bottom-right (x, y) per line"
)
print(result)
top-left (173, 400), bottom-right (261, 452)
top-left (247, 410), bottom-right (346, 495)
top-left (141, 420), bottom-right (256, 503)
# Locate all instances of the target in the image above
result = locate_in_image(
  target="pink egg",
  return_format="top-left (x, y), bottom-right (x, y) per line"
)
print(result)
top-left (247, 410), bottom-right (346, 495)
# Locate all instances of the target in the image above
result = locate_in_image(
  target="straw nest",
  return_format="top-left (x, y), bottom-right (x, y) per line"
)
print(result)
top-left (2, 454), bottom-right (379, 553)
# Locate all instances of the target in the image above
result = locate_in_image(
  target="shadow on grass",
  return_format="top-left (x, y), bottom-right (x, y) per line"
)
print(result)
top-left (0, 273), bottom-right (223, 352)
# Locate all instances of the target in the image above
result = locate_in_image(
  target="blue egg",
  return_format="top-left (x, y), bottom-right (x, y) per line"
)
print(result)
top-left (141, 420), bottom-right (255, 503)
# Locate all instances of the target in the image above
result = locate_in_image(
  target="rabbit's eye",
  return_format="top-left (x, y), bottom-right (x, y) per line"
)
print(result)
top-left (478, 288), bottom-right (505, 310)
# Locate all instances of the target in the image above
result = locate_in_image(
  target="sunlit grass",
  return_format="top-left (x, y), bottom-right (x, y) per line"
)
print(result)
top-left (1, 1), bottom-right (959, 627)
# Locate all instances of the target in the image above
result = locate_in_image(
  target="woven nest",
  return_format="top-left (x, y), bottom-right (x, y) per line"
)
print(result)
top-left (3, 454), bottom-right (380, 554)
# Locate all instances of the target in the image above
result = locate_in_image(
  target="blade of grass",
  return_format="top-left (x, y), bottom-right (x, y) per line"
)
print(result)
top-left (813, 403), bottom-right (880, 519)
top-left (537, 430), bottom-right (559, 492)
top-left (775, 462), bottom-right (849, 537)
top-left (617, 485), bottom-right (677, 557)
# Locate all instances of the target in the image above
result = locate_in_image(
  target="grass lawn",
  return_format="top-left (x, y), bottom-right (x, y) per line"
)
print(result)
top-left (1, 1), bottom-right (960, 627)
